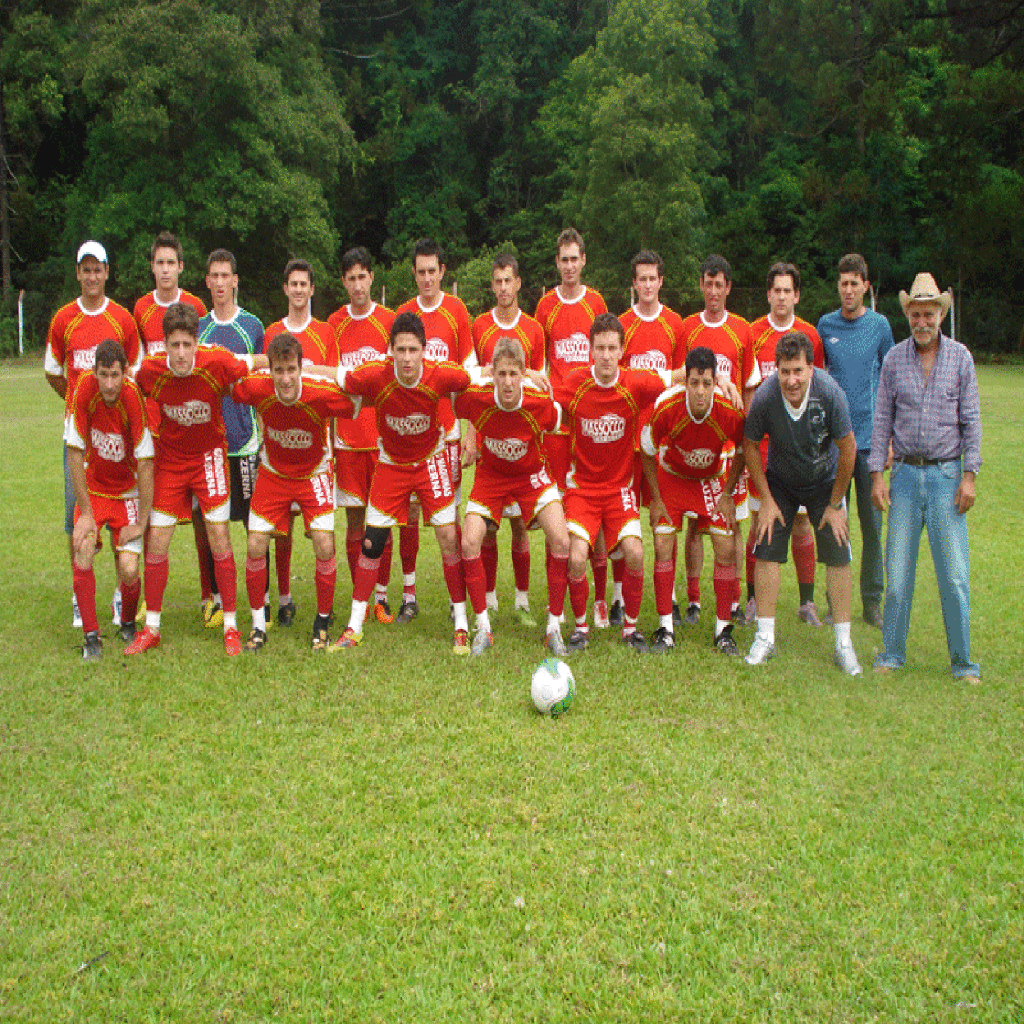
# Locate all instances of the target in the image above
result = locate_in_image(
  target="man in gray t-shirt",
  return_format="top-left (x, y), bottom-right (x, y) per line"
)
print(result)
top-left (742, 331), bottom-right (861, 675)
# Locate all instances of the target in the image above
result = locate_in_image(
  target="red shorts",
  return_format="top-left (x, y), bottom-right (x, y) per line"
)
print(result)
top-left (466, 464), bottom-right (560, 527)
top-left (366, 450), bottom-right (458, 528)
top-left (151, 448), bottom-right (230, 526)
top-left (564, 486), bottom-right (641, 551)
top-left (335, 448), bottom-right (377, 508)
top-left (653, 471), bottom-right (733, 537)
top-left (74, 495), bottom-right (143, 552)
top-left (250, 465), bottom-right (335, 534)
top-left (544, 433), bottom-right (570, 491)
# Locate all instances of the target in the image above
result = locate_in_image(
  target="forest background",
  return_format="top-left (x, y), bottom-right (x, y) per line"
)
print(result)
top-left (1, 0), bottom-right (1022, 353)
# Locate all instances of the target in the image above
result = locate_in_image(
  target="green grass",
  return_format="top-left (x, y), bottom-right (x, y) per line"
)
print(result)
top-left (2, 360), bottom-right (1022, 1022)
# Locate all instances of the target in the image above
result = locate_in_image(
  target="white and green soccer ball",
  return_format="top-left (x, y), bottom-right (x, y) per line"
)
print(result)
top-left (531, 658), bottom-right (575, 717)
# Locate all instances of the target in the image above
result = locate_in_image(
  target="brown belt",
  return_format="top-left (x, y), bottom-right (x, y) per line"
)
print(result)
top-left (898, 455), bottom-right (958, 467)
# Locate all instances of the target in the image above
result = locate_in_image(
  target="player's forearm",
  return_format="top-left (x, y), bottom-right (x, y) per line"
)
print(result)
top-left (46, 373), bottom-right (67, 400)
top-left (136, 459), bottom-right (155, 527)
top-left (67, 450), bottom-right (92, 517)
top-left (832, 432), bottom-right (857, 504)
top-left (742, 437), bottom-right (768, 498)
top-left (640, 452), bottom-right (662, 503)
top-left (722, 448), bottom-right (746, 495)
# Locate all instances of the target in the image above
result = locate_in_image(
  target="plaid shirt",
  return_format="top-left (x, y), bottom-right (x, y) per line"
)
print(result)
top-left (869, 333), bottom-right (982, 475)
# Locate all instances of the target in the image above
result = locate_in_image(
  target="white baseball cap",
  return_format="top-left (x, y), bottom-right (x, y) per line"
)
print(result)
top-left (76, 240), bottom-right (108, 264)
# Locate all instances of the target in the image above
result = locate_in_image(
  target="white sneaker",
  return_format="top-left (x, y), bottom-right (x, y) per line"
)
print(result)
top-left (72, 594), bottom-right (83, 629)
top-left (111, 587), bottom-right (122, 625)
top-left (593, 599), bottom-right (610, 629)
top-left (745, 633), bottom-right (776, 665)
top-left (834, 640), bottom-right (863, 676)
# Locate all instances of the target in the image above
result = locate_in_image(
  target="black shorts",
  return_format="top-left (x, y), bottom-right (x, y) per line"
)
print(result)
top-left (754, 472), bottom-right (851, 567)
top-left (229, 453), bottom-right (259, 523)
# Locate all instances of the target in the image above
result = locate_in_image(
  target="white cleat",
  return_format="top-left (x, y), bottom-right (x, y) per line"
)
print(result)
top-left (744, 634), bottom-right (777, 666)
top-left (834, 640), bottom-right (863, 676)
top-left (593, 600), bottom-right (610, 629)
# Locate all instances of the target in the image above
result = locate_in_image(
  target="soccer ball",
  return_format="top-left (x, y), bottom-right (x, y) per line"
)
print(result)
top-left (531, 658), bottom-right (576, 717)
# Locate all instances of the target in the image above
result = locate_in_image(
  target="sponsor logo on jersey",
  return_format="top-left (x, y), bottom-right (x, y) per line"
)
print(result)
top-left (340, 346), bottom-right (381, 370)
top-left (484, 435), bottom-right (528, 462)
top-left (425, 337), bottom-right (450, 362)
top-left (827, 336), bottom-right (839, 346)
top-left (267, 426), bottom-right (313, 450)
top-left (147, 339), bottom-right (166, 356)
top-left (554, 332), bottom-right (590, 364)
top-left (580, 413), bottom-right (626, 443)
top-left (164, 400), bottom-right (212, 427)
top-left (90, 428), bottom-right (126, 462)
top-left (715, 353), bottom-right (733, 379)
top-left (682, 448), bottom-right (716, 470)
top-left (72, 346), bottom-right (99, 371)
top-left (629, 351), bottom-right (667, 371)
top-left (760, 360), bottom-right (776, 377)
top-left (385, 412), bottom-right (431, 436)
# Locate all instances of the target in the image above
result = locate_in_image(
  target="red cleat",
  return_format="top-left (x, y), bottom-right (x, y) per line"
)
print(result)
top-left (124, 625), bottom-right (161, 656)
top-left (224, 626), bottom-right (243, 656)
top-left (373, 599), bottom-right (395, 625)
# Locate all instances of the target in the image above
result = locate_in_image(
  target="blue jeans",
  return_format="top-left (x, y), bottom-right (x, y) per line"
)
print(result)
top-left (875, 459), bottom-right (978, 677)
top-left (847, 450), bottom-right (883, 608)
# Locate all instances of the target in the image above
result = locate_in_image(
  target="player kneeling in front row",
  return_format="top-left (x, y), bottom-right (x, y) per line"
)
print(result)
top-left (742, 331), bottom-right (861, 675)
top-left (456, 337), bottom-right (572, 656)
top-left (66, 339), bottom-right (154, 659)
top-left (641, 346), bottom-right (747, 654)
top-left (232, 333), bottom-right (357, 651)
top-left (128, 302), bottom-right (261, 657)
top-left (328, 311), bottom-right (477, 653)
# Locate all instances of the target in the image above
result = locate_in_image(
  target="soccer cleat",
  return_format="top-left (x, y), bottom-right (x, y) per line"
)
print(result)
top-left (330, 627), bottom-right (363, 650)
top-left (471, 629), bottom-right (494, 656)
top-left (202, 597), bottom-right (223, 629)
top-left (863, 602), bottom-right (884, 629)
top-left (684, 603), bottom-right (701, 626)
top-left (567, 628), bottom-right (590, 653)
top-left (834, 640), bottom-right (863, 677)
top-left (744, 596), bottom-right (757, 626)
top-left (513, 605), bottom-right (538, 628)
top-left (111, 588), bottom-right (122, 626)
top-left (72, 595), bottom-right (83, 629)
top-left (396, 599), bottom-right (419, 624)
top-left (593, 599), bottom-right (610, 629)
top-left (277, 600), bottom-right (297, 627)
top-left (82, 631), bottom-right (103, 662)
top-left (649, 626), bottom-right (676, 653)
top-left (245, 628), bottom-right (267, 653)
top-left (373, 599), bottom-right (395, 625)
top-left (117, 621), bottom-right (138, 644)
top-left (609, 600), bottom-right (624, 627)
top-left (125, 625), bottom-right (161, 655)
top-left (486, 594), bottom-right (500, 613)
top-left (798, 600), bottom-right (823, 627)
top-left (621, 630), bottom-right (650, 653)
top-left (544, 630), bottom-right (568, 657)
top-left (310, 622), bottom-right (331, 651)
top-left (135, 599), bottom-right (147, 625)
top-left (730, 604), bottom-right (747, 627)
top-left (453, 628), bottom-right (471, 656)
top-left (744, 634), bottom-right (776, 666)
top-left (224, 627), bottom-right (243, 657)
top-left (263, 604), bottom-right (275, 632)
top-left (672, 602), bottom-right (683, 627)
top-left (714, 624), bottom-right (740, 656)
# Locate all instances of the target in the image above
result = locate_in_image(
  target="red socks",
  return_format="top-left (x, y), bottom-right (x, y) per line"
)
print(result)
top-left (73, 564), bottom-right (98, 634)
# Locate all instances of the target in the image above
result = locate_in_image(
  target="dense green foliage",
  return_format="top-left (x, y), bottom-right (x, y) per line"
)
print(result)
top-left (2, 0), bottom-right (1022, 349)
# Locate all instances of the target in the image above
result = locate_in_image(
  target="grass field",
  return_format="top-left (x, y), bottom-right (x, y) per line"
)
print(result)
top-left (2, 360), bottom-right (1022, 1022)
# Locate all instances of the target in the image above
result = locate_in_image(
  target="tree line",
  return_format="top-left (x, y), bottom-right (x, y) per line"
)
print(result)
top-left (2, 0), bottom-right (1022, 353)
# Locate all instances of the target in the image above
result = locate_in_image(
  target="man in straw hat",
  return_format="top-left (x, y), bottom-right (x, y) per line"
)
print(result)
top-left (868, 272), bottom-right (982, 678)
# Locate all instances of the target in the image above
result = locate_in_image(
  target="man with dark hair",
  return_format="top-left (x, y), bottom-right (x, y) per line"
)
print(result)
top-left (742, 331), bottom-right (861, 675)
top-left (471, 253), bottom-right (547, 625)
top-left (640, 346), bottom-right (747, 654)
top-left (134, 232), bottom-right (208, 358)
top-left (394, 238), bottom-right (476, 624)
top-left (748, 261), bottom-right (825, 627)
top-left (65, 339), bottom-right (154, 660)
top-left (231, 333), bottom-right (357, 652)
top-left (45, 240), bottom-right (141, 627)
top-left (680, 254), bottom-right (759, 627)
top-left (870, 273), bottom-right (981, 678)
top-left (818, 253), bottom-right (895, 628)
top-left (328, 247), bottom-right (397, 623)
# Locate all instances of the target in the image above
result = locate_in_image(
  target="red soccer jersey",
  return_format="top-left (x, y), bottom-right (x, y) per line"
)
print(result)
top-left (264, 316), bottom-right (338, 368)
top-left (748, 314), bottom-right (824, 380)
top-left (454, 382), bottom-right (559, 479)
top-left (472, 309), bottom-right (546, 371)
top-left (339, 359), bottom-right (472, 466)
top-left (64, 372), bottom-right (153, 498)
top-left (555, 366), bottom-right (667, 493)
top-left (232, 372), bottom-right (356, 480)
top-left (135, 347), bottom-right (251, 465)
top-left (45, 298), bottom-right (141, 417)
top-left (680, 311), bottom-right (759, 392)
top-left (395, 293), bottom-right (475, 440)
top-left (620, 303), bottom-right (687, 373)
top-left (331, 303), bottom-right (395, 452)
top-left (642, 386), bottom-right (746, 482)
top-left (133, 290), bottom-right (208, 356)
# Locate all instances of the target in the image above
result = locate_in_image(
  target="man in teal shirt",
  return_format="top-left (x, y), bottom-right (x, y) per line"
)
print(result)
top-left (817, 253), bottom-right (894, 627)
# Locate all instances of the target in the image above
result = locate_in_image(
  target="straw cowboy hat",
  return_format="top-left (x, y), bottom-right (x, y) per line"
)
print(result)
top-left (899, 272), bottom-right (952, 318)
